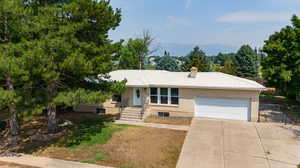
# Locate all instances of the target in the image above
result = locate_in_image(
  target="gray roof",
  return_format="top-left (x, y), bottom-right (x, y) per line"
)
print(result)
top-left (108, 70), bottom-right (265, 91)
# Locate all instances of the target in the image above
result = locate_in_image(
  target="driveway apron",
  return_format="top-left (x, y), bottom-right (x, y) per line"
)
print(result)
top-left (177, 118), bottom-right (300, 168)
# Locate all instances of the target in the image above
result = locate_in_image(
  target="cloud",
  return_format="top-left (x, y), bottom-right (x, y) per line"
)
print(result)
top-left (184, 0), bottom-right (192, 9)
top-left (218, 11), bottom-right (299, 23)
top-left (167, 16), bottom-right (191, 25)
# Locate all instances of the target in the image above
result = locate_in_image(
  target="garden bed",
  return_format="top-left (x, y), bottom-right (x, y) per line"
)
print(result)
top-left (144, 116), bottom-right (192, 126)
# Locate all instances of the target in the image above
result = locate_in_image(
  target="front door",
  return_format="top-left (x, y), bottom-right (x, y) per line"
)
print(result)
top-left (133, 88), bottom-right (142, 106)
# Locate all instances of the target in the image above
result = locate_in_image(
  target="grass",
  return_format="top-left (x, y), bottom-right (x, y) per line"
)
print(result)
top-left (1, 112), bottom-right (186, 168)
top-left (27, 112), bottom-right (187, 168)
top-left (144, 116), bottom-right (192, 126)
top-left (56, 118), bottom-right (126, 148)
top-left (81, 155), bottom-right (109, 164)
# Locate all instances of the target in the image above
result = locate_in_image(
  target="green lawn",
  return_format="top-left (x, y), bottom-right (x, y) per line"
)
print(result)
top-left (56, 117), bottom-right (127, 148)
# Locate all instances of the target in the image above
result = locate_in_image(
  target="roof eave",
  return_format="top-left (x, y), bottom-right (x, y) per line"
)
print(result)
top-left (126, 84), bottom-right (265, 91)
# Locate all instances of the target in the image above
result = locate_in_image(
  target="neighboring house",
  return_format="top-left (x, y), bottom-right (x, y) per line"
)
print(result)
top-left (103, 68), bottom-right (265, 122)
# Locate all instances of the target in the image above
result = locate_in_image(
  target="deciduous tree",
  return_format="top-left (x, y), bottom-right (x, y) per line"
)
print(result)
top-left (181, 46), bottom-right (208, 72)
top-left (262, 15), bottom-right (300, 98)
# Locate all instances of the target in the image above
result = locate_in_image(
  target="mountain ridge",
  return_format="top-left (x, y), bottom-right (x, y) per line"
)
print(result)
top-left (153, 43), bottom-right (239, 56)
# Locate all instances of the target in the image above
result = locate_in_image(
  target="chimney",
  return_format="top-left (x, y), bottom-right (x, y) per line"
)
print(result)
top-left (189, 67), bottom-right (198, 78)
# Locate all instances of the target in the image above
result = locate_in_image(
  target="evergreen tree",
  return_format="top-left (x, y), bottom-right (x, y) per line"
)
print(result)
top-left (181, 46), bottom-right (208, 72)
top-left (234, 45), bottom-right (259, 77)
top-left (24, 0), bottom-right (123, 133)
top-left (156, 51), bottom-right (180, 72)
top-left (0, 0), bottom-right (31, 136)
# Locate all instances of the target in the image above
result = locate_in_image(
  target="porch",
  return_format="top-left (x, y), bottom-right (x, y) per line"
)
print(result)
top-left (118, 87), bottom-right (150, 120)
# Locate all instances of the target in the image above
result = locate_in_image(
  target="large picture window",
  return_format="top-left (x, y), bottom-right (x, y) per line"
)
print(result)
top-left (150, 88), bottom-right (179, 105)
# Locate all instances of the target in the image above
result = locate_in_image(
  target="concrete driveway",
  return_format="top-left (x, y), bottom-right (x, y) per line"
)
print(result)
top-left (176, 118), bottom-right (300, 168)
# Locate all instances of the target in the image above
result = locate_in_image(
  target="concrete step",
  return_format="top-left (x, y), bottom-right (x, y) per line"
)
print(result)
top-left (120, 116), bottom-right (142, 120)
top-left (119, 118), bottom-right (143, 122)
top-left (121, 111), bottom-right (142, 115)
top-left (121, 114), bottom-right (142, 118)
top-left (122, 109), bottom-right (142, 113)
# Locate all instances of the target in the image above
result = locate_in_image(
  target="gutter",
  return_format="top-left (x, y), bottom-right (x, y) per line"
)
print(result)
top-left (126, 84), bottom-right (266, 91)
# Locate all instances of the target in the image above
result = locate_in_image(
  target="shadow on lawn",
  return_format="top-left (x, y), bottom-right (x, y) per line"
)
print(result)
top-left (56, 114), bottom-right (117, 147)
top-left (17, 113), bottom-right (118, 154)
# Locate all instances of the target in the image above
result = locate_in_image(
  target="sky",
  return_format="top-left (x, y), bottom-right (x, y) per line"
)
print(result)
top-left (109, 0), bottom-right (300, 51)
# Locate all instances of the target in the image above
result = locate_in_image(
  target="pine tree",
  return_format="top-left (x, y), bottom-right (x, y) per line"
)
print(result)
top-left (24, 0), bottom-right (122, 133)
top-left (0, 0), bottom-right (30, 136)
top-left (156, 51), bottom-right (180, 72)
top-left (234, 45), bottom-right (259, 77)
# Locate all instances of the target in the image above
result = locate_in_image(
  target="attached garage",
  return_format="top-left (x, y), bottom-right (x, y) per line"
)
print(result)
top-left (195, 97), bottom-right (250, 121)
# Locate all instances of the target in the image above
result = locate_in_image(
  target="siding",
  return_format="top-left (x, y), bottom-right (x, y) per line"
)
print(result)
top-left (147, 88), bottom-right (260, 122)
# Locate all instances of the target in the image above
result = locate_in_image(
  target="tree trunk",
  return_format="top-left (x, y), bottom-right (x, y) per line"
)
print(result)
top-left (47, 104), bottom-right (57, 133)
top-left (9, 106), bottom-right (19, 136)
top-left (47, 83), bottom-right (58, 134)
top-left (6, 75), bottom-right (20, 136)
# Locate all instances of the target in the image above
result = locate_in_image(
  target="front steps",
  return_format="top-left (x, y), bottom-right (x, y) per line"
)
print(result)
top-left (120, 107), bottom-right (143, 121)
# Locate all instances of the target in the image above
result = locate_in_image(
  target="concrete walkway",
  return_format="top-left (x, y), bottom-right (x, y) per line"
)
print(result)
top-left (115, 120), bottom-right (190, 131)
top-left (176, 118), bottom-right (300, 168)
top-left (0, 154), bottom-right (113, 168)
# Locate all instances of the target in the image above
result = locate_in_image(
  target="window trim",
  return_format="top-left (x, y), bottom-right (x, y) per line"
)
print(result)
top-left (149, 88), bottom-right (179, 105)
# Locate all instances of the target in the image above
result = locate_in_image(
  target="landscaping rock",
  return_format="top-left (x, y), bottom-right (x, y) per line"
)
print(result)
top-left (31, 129), bottom-right (68, 142)
top-left (26, 129), bottom-right (37, 136)
top-left (0, 152), bottom-right (22, 157)
top-left (58, 120), bottom-right (73, 127)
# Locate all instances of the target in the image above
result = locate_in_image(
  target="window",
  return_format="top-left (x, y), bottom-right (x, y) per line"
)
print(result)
top-left (171, 88), bottom-right (179, 105)
top-left (158, 112), bottom-right (170, 117)
top-left (150, 88), bottom-right (158, 104)
top-left (150, 88), bottom-right (179, 105)
top-left (160, 88), bottom-right (168, 104)
top-left (112, 94), bottom-right (122, 102)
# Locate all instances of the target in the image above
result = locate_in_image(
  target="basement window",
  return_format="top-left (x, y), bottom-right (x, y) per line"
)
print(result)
top-left (158, 112), bottom-right (170, 118)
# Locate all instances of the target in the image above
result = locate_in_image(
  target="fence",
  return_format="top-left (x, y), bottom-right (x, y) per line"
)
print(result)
top-left (259, 104), bottom-right (300, 124)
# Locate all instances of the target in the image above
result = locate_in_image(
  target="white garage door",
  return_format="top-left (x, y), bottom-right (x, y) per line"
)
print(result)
top-left (195, 97), bottom-right (250, 121)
